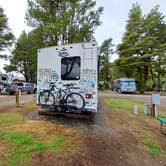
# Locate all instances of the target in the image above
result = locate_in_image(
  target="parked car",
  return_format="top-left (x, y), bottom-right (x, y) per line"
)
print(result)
top-left (5, 84), bottom-right (18, 95)
top-left (17, 82), bottom-right (35, 94)
top-left (0, 83), bottom-right (4, 91)
top-left (113, 78), bottom-right (136, 94)
top-left (32, 84), bottom-right (37, 93)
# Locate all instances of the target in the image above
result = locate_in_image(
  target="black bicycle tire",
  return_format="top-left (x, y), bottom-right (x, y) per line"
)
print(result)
top-left (66, 92), bottom-right (85, 111)
top-left (38, 91), bottom-right (55, 109)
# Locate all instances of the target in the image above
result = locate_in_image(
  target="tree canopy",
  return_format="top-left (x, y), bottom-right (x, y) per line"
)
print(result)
top-left (6, 0), bottom-right (103, 82)
top-left (99, 38), bottom-right (114, 89)
top-left (26, 0), bottom-right (103, 45)
top-left (0, 6), bottom-right (14, 59)
top-left (3, 2), bottom-right (166, 92)
top-left (4, 29), bottom-right (44, 82)
top-left (116, 4), bottom-right (166, 92)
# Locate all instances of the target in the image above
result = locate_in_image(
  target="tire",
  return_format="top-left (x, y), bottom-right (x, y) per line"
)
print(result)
top-left (10, 92), bottom-right (14, 95)
top-left (38, 91), bottom-right (55, 110)
top-left (66, 92), bottom-right (85, 112)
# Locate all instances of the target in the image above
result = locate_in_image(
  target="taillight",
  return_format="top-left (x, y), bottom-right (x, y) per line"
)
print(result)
top-left (86, 94), bottom-right (93, 99)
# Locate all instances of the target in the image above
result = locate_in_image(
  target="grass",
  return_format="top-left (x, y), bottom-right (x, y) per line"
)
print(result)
top-left (106, 97), bottom-right (143, 111)
top-left (104, 96), bottom-right (165, 157)
top-left (137, 113), bottom-right (154, 120)
top-left (0, 113), bottom-right (23, 123)
top-left (0, 105), bottom-right (69, 166)
top-left (140, 135), bottom-right (164, 156)
top-left (0, 130), bottom-right (65, 166)
top-left (50, 137), bottom-right (65, 150)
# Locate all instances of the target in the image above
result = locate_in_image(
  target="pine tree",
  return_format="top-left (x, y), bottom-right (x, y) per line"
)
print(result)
top-left (26, 0), bottom-right (103, 45)
top-left (99, 38), bottom-right (114, 89)
top-left (142, 6), bottom-right (166, 91)
top-left (116, 4), bottom-right (166, 92)
top-left (5, 29), bottom-right (43, 82)
top-left (0, 6), bottom-right (14, 59)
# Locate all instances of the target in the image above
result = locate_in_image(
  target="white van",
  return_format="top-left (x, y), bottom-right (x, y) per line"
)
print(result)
top-left (114, 78), bottom-right (136, 94)
top-left (37, 42), bottom-right (99, 113)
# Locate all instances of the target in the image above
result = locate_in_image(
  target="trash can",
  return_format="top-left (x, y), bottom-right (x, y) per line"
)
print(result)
top-left (144, 104), bottom-right (149, 115)
top-left (133, 105), bottom-right (138, 114)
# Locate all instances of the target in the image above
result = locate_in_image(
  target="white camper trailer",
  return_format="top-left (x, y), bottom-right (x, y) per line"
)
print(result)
top-left (37, 42), bottom-right (98, 113)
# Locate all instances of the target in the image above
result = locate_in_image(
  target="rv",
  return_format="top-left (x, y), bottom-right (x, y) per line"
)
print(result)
top-left (6, 71), bottom-right (25, 84)
top-left (37, 42), bottom-right (98, 113)
top-left (114, 78), bottom-right (136, 94)
top-left (0, 72), bottom-right (6, 91)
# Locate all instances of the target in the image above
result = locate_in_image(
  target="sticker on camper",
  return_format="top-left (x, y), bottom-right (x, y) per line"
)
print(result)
top-left (80, 69), bottom-right (96, 93)
top-left (38, 68), bottom-right (59, 89)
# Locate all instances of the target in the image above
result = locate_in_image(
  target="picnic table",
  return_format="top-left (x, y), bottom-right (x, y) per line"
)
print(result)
top-left (158, 117), bottom-right (166, 135)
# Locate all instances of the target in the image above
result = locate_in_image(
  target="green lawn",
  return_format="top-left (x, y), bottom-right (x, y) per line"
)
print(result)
top-left (140, 134), bottom-right (164, 156)
top-left (0, 129), bottom-right (65, 166)
top-left (0, 113), bottom-right (23, 123)
top-left (0, 105), bottom-right (68, 166)
top-left (106, 97), bottom-right (143, 111)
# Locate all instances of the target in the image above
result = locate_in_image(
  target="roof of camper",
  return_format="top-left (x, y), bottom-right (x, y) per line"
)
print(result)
top-left (38, 41), bottom-right (98, 52)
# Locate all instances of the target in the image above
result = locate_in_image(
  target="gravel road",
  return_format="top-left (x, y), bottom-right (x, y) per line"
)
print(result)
top-left (1, 93), bottom-right (165, 108)
top-left (0, 94), bottom-right (35, 107)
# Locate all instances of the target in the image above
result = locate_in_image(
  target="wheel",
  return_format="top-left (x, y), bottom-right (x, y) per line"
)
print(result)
top-left (66, 92), bottom-right (85, 112)
top-left (38, 91), bottom-right (55, 110)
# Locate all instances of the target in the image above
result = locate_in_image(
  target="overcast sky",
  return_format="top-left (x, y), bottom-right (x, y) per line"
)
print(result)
top-left (0, 0), bottom-right (165, 72)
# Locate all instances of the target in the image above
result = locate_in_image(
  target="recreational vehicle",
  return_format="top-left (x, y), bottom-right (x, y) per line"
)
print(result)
top-left (114, 78), bottom-right (136, 94)
top-left (37, 42), bottom-right (98, 113)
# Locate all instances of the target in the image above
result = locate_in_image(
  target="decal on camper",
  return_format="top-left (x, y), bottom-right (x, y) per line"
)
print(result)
top-left (38, 68), bottom-right (59, 90)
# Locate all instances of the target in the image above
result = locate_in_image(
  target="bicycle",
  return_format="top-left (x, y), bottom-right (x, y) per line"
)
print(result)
top-left (38, 82), bottom-right (85, 112)
top-left (38, 82), bottom-right (58, 110)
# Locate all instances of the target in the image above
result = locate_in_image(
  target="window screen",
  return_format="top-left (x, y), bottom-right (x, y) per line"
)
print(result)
top-left (61, 56), bottom-right (80, 80)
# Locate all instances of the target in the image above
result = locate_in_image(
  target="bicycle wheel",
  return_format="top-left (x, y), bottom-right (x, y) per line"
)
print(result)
top-left (66, 92), bottom-right (85, 111)
top-left (38, 91), bottom-right (55, 109)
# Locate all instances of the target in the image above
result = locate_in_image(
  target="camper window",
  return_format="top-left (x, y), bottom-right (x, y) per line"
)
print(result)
top-left (61, 56), bottom-right (80, 80)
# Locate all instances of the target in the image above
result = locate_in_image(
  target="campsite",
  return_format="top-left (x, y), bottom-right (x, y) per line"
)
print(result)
top-left (0, 0), bottom-right (165, 165)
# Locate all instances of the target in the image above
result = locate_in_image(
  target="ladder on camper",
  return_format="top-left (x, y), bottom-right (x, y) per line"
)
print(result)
top-left (82, 44), bottom-right (94, 69)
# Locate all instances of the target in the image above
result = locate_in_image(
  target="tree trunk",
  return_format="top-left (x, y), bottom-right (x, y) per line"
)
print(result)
top-left (137, 67), bottom-right (144, 93)
top-left (150, 65), bottom-right (155, 89)
top-left (156, 58), bottom-right (161, 91)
